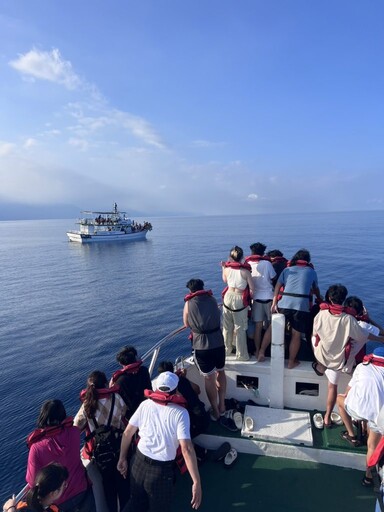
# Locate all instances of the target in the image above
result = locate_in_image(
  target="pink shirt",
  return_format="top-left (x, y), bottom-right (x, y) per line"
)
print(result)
top-left (26, 426), bottom-right (88, 505)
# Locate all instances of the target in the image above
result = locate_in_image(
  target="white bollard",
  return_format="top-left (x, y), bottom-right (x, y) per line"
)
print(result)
top-left (269, 313), bottom-right (285, 409)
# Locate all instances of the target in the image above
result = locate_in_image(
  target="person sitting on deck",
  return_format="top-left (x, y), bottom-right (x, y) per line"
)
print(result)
top-left (312, 284), bottom-right (384, 428)
top-left (221, 246), bottom-right (254, 361)
top-left (245, 242), bottom-right (276, 359)
top-left (271, 248), bottom-right (322, 369)
top-left (336, 347), bottom-right (384, 487)
top-left (109, 346), bottom-right (152, 421)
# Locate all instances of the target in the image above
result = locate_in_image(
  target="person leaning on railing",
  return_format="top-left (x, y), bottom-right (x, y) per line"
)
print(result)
top-left (3, 463), bottom-right (68, 512)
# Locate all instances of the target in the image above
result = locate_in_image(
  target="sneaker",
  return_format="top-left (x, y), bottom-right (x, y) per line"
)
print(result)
top-left (219, 416), bottom-right (238, 432)
top-left (224, 409), bottom-right (243, 430)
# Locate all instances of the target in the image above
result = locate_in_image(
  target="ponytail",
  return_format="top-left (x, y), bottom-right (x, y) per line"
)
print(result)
top-left (26, 463), bottom-right (68, 512)
top-left (83, 371), bottom-right (108, 418)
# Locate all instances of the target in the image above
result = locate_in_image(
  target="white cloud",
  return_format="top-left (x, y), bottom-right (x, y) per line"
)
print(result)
top-left (24, 138), bottom-right (37, 148)
top-left (247, 193), bottom-right (258, 201)
top-left (9, 48), bottom-right (81, 90)
top-left (68, 138), bottom-right (89, 151)
top-left (0, 141), bottom-right (16, 156)
top-left (191, 139), bottom-right (225, 148)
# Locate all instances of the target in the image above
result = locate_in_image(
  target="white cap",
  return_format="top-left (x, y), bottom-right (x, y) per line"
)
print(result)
top-left (156, 371), bottom-right (179, 392)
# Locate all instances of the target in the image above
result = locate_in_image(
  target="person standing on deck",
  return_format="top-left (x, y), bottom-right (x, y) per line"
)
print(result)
top-left (221, 246), bottom-right (254, 361)
top-left (245, 242), bottom-right (276, 359)
top-left (312, 284), bottom-right (384, 429)
top-left (117, 371), bottom-right (202, 512)
top-left (336, 347), bottom-right (384, 487)
top-left (271, 248), bottom-right (322, 369)
top-left (109, 346), bottom-right (152, 421)
top-left (183, 278), bottom-right (232, 429)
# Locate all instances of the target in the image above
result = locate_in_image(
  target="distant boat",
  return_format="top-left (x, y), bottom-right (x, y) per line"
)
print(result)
top-left (66, 203), bottom-right (152, 243)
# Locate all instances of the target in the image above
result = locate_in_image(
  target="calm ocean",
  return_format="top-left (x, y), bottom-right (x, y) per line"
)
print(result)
top-left (1, 211), bottom-right (383, 498)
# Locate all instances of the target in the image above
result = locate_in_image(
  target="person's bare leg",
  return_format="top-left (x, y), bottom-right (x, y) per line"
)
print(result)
top-left (216, 370), bottom-right (227, 415)
top-left (365, 430), bottom-right (382, 479)
top-left (205, 373), bottom-right (220, 419)
top-left (324, 382), bottom-right (338, 426)
top-left (336, 394), bottom-right (355, 437)
top-left (258, 324), bottom-right (271, 362)
top-left (288, 328), bottom-right (301, 369)
top-left (253, 321), bottom-right (263, 358)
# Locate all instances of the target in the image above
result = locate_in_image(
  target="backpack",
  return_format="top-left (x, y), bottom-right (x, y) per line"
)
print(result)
top-left (86, 393), bottom-right (122, 473)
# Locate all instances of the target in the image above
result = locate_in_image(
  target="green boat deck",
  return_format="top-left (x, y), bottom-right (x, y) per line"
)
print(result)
top-left (172, 413), bottom-right (376, 511)
top-left (173, 451), bottom-right (376, 512)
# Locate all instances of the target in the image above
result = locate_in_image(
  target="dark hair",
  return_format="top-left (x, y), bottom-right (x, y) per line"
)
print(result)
top-left (229, 246), bottom-right (243, 262)
top-left (27, 463), bottom-right (69, 512)
top-left (250, 242), bottom-right (266, 255)
top-left (344, 296), bottom-right (364, 315)
top-left (37, 400), bottom-right (67, 428)
top-left (116, 346), bottom-right (138, 366)
top-left (267, 249), bottom-right (283, 258)
top-left (290, 249), bottom-right (311, 265)
top-left (186, 279), bottom-right (204, 293)
top-left (326, 284), bottom-right (348, 305)
top-left (83, 371), bottom-right (108, 418)
top-left (158, 361), bottom-right (174, 373)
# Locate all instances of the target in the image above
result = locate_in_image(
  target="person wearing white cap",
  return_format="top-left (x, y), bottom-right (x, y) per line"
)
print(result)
top-left (337, 347), bottom-right (384, 486)
top-left (117, 371), bottom-right (202, 511)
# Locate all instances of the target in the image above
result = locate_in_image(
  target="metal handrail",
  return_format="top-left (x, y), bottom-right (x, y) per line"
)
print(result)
top-left (141, 325), bottom-right (188, 376)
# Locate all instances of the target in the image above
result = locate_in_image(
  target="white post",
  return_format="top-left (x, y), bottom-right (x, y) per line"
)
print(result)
top-left (269, 313), bottom-right (285, 409)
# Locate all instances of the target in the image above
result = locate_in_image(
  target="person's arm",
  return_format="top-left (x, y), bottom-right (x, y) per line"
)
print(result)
top-left (271, 280), bottom-right (282, 312)
top-left (183, 301), bottom-right (190, 327)
top-left (368, 317), bottom-right (384, 335)
top-left (117, 423), bottom-right (138, 478)
top-left (179, 439), bottom-right (202, 510)
top-left (245, 271), bottom-right (254, 298)
top-left (312, 284), bottom-right (323, 302)
top-left (3, 497), bottom-right (16, 512)
top-left (221, 262), bottom-right (227, 283)
top-left (367, 333), bottom-right (384, 342)
top-left (73, 404), bottom-right (87, 431)
top-left (26, 445), bottom-right (38, 488)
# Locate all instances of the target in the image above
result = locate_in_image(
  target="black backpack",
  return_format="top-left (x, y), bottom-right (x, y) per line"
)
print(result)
top-left (86, 393), bottom-right (122, 473)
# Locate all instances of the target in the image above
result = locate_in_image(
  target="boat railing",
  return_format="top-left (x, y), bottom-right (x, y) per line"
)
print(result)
top-left (141, 325), bottom-right (188, 376)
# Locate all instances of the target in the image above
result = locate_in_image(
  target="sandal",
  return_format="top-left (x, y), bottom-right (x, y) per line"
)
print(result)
top-left (312, 362), bottom-right (324, 376)
top-left (340, 430), bottom-right (360, 447)
top-left (361, 476), bottom-right (374, 487)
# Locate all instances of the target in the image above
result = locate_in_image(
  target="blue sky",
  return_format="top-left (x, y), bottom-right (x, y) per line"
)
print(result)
top-left (0, 0), bottom-right (383, 217)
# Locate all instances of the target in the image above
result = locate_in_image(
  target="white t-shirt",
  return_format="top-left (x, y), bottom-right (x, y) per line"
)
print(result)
top-left (248, 260), bottom-right (276, 300)
top-left (129, 398), bottom-right (190, 461)
top-left (345, 363), bottom-right (384, 424)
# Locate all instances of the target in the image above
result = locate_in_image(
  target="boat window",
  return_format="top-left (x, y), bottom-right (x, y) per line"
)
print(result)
top-left (295, 382), bottom-right (319, 396)
top-left (236, 375), bottom-right (259, 390)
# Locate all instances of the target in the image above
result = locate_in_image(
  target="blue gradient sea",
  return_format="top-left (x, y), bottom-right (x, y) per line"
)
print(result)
top-left (1, 211), bottom-right (384, 499)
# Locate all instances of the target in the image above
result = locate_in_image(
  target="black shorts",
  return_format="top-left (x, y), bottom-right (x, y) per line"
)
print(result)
top-left (278, 308), bottom-right (312, 334)
top-left (194, 346), bottom-right (226, 376)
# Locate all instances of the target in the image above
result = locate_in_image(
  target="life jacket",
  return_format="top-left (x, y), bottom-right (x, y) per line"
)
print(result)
top-left (26, 417), bottom-right (74, 448)
top-left (184, 289), bottom-right (213, 302)
top-left (17, 502), bottom-right (59, 512)
top-left (362, 354), bottom-right (384, 367)
top-left (244, 255), bottom-right (271, 263)
top-left (79, 385), bottom-right (120, 402)
top-left (110, 361), bottom-right (143, 385)
top-left (224, 261), bottom-right (252, 272)
top-left (287, 259), bottom-right (314, 269)
top-left (367, 436), bottom-right (384, 504)
top-left (144, 389), bottom-right (187, 408)
top-left (319, 303), bottom-right (357, 317)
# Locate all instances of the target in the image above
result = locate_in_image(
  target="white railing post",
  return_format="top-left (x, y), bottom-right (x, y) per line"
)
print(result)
top-left (269, 313), bottom-right (285, 409)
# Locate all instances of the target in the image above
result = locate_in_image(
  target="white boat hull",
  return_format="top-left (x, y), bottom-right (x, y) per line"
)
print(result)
top-left (66, 230), bottom-right (148, 243)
